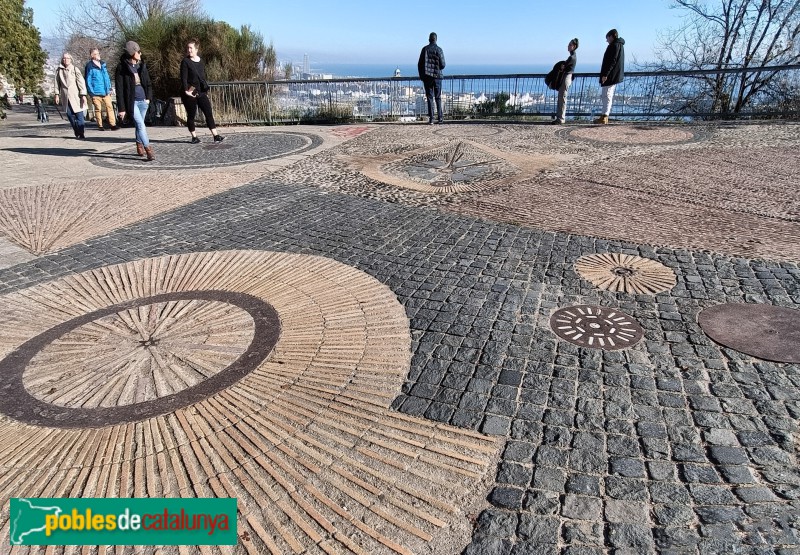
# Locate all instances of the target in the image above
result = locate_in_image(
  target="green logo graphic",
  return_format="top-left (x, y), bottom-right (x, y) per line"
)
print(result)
top-left (10, 498), bottom-right (237, 546)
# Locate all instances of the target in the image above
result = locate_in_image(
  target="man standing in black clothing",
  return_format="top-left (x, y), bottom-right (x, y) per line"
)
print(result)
top-left (418, 32), bottom-right (446, 124)
top-left (594, 28), bottom-right (625, 124)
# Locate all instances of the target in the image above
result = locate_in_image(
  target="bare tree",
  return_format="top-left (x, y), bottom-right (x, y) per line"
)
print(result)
top-left (58, 0), bottom-right (201, 49)
top-left (653, 0), bottom-right (800, 114)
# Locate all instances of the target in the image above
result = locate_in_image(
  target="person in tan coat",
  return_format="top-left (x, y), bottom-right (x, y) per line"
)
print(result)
top-left (54, 52), bottom-right (88, 139)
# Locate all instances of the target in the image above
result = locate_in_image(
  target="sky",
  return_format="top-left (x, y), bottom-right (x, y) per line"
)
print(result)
top-left (27, 0), bottom-right (686, 66)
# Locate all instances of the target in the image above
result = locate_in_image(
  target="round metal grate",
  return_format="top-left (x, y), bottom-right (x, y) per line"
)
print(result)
top-left (698, 303), bottom-right (800, 363)
top-left (550, 305), bottom-right (644, 350)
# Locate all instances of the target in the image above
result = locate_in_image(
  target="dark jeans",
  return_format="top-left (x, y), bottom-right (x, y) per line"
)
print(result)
top-left (66, 104), bottom-right (85, 137)
top-left (183, 93), bottom-right (216, 132)
top-left (423, 77), bottom-right (443, 122)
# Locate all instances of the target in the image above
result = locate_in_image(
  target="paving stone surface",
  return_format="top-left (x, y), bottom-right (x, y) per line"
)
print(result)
top-left (0, 108), bottom-right (798, 554)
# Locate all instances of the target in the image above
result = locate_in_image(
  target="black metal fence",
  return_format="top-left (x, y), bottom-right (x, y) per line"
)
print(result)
top-left (206, 65), bottom-right (800, 125)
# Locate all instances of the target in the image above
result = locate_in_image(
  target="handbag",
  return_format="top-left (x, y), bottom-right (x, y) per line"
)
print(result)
top-left (545, 62), bottom-right (565, 91)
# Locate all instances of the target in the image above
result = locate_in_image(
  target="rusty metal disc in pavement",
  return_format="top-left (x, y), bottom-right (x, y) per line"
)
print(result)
top-left (698, 303), bottom-right (800, 363)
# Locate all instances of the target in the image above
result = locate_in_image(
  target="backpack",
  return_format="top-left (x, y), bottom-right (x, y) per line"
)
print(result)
top-left (545, 62), bottom-right (565, 91)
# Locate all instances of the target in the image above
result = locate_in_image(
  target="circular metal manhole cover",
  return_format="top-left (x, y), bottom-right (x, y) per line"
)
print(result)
top-left (575, 253), bottom-right (676, 294)
top-left (550, 305), bottom-right (644, 350)
top-left (698, 303), bottom-right (800, 363)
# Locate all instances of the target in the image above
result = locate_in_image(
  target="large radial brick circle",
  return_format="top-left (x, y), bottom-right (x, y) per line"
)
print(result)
top-left (563, 124), bottom-right (700, 145)
top-left (4, 291), bottom-right (280, 427)
top-left (0, 250), bottom-right (499, 554)
top-left (25, 296), bottom-right (256, 411)
top-left (90, 131), bottom-right (323, 170)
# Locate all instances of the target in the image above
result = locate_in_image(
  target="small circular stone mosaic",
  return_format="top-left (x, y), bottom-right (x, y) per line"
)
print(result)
top-left (550, 305), bottom-right (644, 350)
top-left (575, 252), bottom-right (676, 294)
top-left (90, 131), bottom-right (322, 170)
top-left (698, 303), bottom-right (800, 363)
top-left (380, 141), bottom-right (517, 193)
top-left (562, 125), bottom-right (701, 145)
top-left (434, 124), bottom-right (503, 138)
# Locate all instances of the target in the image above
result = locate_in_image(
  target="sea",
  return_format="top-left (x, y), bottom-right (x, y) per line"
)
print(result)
top-left (311, 63), bottom-right (601, 78)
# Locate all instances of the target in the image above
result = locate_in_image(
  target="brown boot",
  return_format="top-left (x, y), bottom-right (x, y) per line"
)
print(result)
top-left (136, 142), bottom-right (145, 156)
top-left (593, 114), bottom-right (609, 124)
top-left (144, 146), bottom-right (154, 161)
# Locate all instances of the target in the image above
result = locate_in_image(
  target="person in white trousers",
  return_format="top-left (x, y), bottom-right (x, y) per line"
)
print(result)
top-left (595, 29), bottom-right (625, 124)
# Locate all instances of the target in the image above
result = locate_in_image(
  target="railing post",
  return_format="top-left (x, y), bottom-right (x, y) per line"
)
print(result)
top-left (265, 81), bottom-right (272, 124)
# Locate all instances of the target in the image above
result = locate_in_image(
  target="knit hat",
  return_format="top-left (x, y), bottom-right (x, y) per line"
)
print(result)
top-left (124, 41), bottom-right (140, 56)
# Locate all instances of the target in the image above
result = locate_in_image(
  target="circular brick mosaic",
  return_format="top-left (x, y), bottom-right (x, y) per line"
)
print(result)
top-left (0, 250), bottom-right (499, 554)
top-left (698, 303), bottom-right (800, 363)
top-left (90, 131), bottom-right (323, 170)
top-left (434, 124), bottom-right (503, 138)
top-left (550, 305), bottom-right (644, 350)
top-left (575, 253), bottom-right (676, 294)
top-left (2, 291), bottom-right (279, 427)
top-left (380, 141), bottom-right (517, 193)
top-left (563, 124), bottom-right (700, 145)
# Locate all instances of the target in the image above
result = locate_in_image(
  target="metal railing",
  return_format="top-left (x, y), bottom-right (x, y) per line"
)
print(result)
top-left (206, 65), bottom-right (800, 125)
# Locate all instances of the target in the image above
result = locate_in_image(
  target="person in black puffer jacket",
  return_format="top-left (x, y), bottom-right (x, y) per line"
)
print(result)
top-left (180, 38), bottom-right (224, 144)
top-left (417, 32), bottom-right (446, 124)
top-left (594, 29), bottom-right (625, 124)
top-left (115, 41), bottom-right (155, 160)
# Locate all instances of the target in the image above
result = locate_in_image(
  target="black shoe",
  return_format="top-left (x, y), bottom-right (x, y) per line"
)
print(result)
top-left (191, 136), bottom-right (201, 144)
top-left (97, 127), bottom-right (106, 131)
top-left (436, 119), bottom-right (443, 124)
top-left (110, 125), bottom-right (119, 131)
top-left (213, 134), bottom-right (224, 143)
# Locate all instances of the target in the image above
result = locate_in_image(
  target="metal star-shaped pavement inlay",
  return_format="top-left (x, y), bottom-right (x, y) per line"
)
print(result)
top-left (380, 141), bottom-right (517, 193)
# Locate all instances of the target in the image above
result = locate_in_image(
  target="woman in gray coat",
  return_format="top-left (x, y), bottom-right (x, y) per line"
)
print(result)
top-left (54, 52), bottom-right (88, 139)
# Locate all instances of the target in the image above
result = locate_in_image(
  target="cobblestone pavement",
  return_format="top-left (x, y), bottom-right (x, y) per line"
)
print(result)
top-left (0, 107), bottom-right (798, 554)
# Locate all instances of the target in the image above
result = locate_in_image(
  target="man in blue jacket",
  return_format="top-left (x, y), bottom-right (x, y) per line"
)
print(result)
top-left (418, 32), bottom-right (446, 124)
top-left (85, 47), bottom-right (118, 130)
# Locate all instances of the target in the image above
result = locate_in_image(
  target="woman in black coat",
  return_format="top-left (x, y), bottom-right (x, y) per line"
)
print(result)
top-left (180, 38), bottom-right (224, 144)
top-left (594, 29), bottom-right (625, 124)
top-left (115, 40), bottom-right (155, 160)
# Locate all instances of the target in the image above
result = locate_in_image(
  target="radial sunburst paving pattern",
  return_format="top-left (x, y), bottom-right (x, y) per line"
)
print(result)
top-left (0, 250), bottom-right (500, 554)
top-left (26, 296), bottom-right (256, 408)
top-left (574, 252), bottom-right (677, 294)
top-left (0, 174), bottom-right (263, 255)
